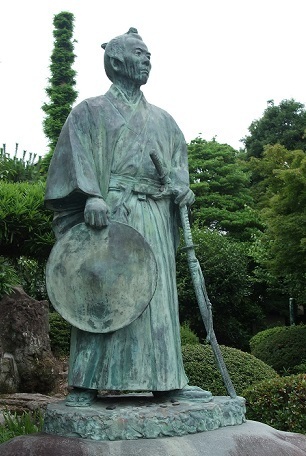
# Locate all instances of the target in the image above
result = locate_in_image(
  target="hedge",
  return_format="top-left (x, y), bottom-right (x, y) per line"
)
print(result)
top-left (249, 325), bottom-right (306, 374)
top-left (243, 374), bottom-right (306, 434)
top-left (182, 343), bottom-right (278, 396)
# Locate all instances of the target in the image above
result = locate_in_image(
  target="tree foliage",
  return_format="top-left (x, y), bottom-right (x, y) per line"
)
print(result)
top-left (188, 137), bottom-right (262, 240)
top-left (247, 143), bottom-right (295, 206)
top-left (177, 226), bottom-right (264, 350)
top-left (247, 144), bottom-right (306, 302)
top-left (42, 11), bottom-right (78, 155)
top-left (240, 99), bottom-right (306, 316)
top-left (243, 99), bottom-right (306, 159)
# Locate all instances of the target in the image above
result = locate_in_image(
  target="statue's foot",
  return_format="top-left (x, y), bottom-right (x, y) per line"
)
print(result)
top-left (65, 387), bottom-right (98, 407)
top-left (153, 385), bottom-right (212, 403)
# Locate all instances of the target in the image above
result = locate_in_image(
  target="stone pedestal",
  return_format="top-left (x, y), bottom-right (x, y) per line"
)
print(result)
top-left (43, 394), bottom-right (246, 440)
top-left (1, 421), bottom-right (306, 455)
top-left (1, 394), bottom-right (306, 455)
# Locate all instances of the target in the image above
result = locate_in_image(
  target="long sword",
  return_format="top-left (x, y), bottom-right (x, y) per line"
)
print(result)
top-left (150, 151), bottom-right (237, 399)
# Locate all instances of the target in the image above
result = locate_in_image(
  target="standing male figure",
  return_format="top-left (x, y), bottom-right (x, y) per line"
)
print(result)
top-left (45, 28), bottom-right (209, 406)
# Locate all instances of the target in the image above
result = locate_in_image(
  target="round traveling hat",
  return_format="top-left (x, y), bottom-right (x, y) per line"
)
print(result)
top-left (46, 222), bottom-right (158, 333)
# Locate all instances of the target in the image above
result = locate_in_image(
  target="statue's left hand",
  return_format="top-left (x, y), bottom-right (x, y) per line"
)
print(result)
top-left (84, 197), bottom-right (110, 229)
top-left (174, 187), bottom-right (195, 208)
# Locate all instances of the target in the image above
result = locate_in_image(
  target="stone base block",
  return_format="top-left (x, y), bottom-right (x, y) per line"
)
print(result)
top-left (1, 421), bottom-right (306, 455)
top-left (43, 394), bottom-right (246, 440)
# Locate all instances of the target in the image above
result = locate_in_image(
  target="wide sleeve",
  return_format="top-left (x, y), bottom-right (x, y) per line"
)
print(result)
top-left (44, 100), bottom-right (104, 212)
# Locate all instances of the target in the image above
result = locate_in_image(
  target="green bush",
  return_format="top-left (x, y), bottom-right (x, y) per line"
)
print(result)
top-left (249, 325), bottom-right (306, 374)
top-left (0, 181), bottom-right (54, 260)
top-left (249, 326), bottom-right (286, 352)
top-left (49, 312), bottom-right (71, 357)
top-left (292, 363), bottom-right (306, 374)
top-left (0, 255), bottom-right (48, 302)
top-left (0, 257), bottom-right (19, 299)
top-left (180, 323), bottom-right (200, 345)
top-left (182, 343), bottom-right (278, 396)
top-left (0, 145), bottom-right (42, 183)
top-left (243, 374), bottom-right (306, 434)
top-left (0, 409), bottom-right (43, 444)
top-left (15, 256), bottom-right (47, 301)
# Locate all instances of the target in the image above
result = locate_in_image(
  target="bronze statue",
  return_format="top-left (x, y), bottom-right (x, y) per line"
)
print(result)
top-left (45, 28), bottom-right (211, 406)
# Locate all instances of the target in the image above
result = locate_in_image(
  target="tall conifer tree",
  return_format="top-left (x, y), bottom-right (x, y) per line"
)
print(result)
top-left (42, 11), bottom-right (78, 154)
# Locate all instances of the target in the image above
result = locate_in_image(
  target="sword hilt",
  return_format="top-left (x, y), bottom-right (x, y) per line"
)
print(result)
top-left (150, 151), bottom-right (171, 185)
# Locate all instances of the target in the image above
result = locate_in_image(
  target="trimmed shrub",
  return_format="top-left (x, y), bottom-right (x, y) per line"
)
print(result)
top-left (49, 312), bottom-right (71, 357)
top-left (249, 326), bottom-right (285, 351)
top-left (182, 343), bottom-right (278, 396)
top-left (243, 374), bottom-right (306, 434)
top-left (249, 325), bottom-right (306, 374)
top-left (180, 323), bottom-right (200, 345)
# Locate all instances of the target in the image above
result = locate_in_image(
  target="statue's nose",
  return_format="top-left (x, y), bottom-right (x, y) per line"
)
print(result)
top-left (143, 55), bottom-right (151, 65)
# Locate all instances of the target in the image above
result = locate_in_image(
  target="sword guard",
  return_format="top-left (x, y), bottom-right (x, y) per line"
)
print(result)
top-left (180, 244), bottom-right (198, 251)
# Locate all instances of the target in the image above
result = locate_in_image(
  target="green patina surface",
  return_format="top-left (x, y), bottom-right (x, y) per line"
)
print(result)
top-left (45, 28), bottom-right (193, 392)
top-left (43, 395), bottom-right (246, 441)
top-left (46, 221), bottom-right (157, 333)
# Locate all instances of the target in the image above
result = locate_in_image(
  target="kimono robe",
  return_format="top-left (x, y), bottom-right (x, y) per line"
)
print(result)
top-left (45, 84), bottom-right (191, 391)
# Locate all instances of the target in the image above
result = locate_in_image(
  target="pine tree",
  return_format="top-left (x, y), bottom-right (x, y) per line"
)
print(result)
top-left (42, 11), bottom-right (78, 154)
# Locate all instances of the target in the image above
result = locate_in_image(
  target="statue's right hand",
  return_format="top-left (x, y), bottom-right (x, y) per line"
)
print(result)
top-left (84, 197), bottom-right (110, 229)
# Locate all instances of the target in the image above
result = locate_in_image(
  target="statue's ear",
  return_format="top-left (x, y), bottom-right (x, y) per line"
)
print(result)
top-left (110, 57), bottom-right (123, 72)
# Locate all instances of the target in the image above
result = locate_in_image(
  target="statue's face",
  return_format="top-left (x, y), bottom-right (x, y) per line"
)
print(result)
top-left (119, 37), bottom-right (151, 86)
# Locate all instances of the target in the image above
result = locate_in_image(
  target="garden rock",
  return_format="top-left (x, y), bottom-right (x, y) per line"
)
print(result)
top-left (0, 353), bottom-right (20, 393)
top-left (0, 287), bottom-right (58, 394)
top-left (0, 393), bottom-right (63, 414)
